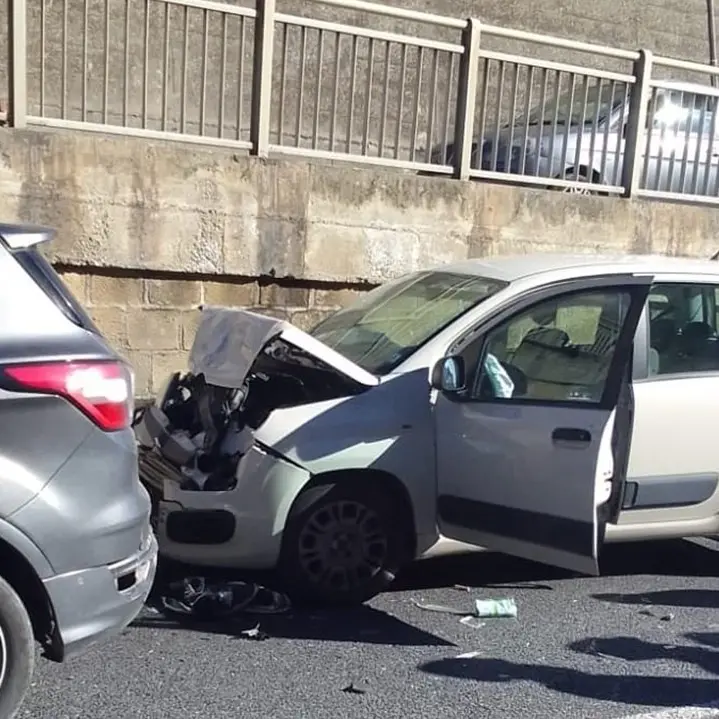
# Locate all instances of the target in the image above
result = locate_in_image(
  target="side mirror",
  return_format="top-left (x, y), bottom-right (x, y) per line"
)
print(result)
top-left (430, 356), bottom-right (466, 393)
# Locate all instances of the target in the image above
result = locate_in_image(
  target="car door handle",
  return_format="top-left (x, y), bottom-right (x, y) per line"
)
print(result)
top-left (552, 427), bottom-right (592, 443)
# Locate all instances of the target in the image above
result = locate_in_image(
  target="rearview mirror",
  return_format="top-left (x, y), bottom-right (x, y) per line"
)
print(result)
top-left (430, 356), bottom-right (466, 393)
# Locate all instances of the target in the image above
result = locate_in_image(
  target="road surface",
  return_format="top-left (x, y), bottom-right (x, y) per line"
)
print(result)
top-left (21, 537), bottom-right (719, 719)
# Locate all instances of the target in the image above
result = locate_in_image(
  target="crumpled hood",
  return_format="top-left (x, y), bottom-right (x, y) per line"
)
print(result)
top-left (188, 306), bottom-right (380, 389)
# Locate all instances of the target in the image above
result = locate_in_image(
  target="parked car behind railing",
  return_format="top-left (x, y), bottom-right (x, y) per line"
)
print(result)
top-left (437, 81), bottom-right (719, 198)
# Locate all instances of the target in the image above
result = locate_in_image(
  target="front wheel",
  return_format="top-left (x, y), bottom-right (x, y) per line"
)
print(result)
top-left (278, 481), bottom-right (411, 606)
top-left (0, 576), bottom-right (35, 719)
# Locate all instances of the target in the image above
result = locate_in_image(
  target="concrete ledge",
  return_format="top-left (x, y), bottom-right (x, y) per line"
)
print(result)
top-left (2, 128), bottom-right (718, 285)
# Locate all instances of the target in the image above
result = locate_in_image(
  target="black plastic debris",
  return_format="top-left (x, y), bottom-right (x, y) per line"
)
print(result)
top-left (342, 680), bottom-right (370, 695)
top-left (160, 576), bottom-right (291, 622)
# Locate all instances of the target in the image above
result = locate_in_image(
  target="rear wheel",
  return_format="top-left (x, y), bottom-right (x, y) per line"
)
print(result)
top-left (0, 576), bottom-right (34, 719)
top-left (278, 481), bottom-right (411, 605)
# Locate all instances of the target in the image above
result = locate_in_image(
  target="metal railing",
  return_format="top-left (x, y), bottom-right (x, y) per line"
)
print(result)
top-left (7, 0), bottom-right (719, 205)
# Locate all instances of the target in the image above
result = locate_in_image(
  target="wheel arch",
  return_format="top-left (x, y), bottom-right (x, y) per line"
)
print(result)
top-left (0, 538), bottom-right (60, 661)
top-left (289, 468), bottom-right (418, 558)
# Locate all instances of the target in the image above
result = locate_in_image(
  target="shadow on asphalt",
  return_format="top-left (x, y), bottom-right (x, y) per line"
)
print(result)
top-left (568, 635), bottom-right (719, 673)
top-left (593, 589), bottom-right (719, 609)
top-left (132, 602), bottom-right (455, 647)
top-left (393, 537), bottom-right (719, 593)
top-left (417, 654), bottom-right (719, 708)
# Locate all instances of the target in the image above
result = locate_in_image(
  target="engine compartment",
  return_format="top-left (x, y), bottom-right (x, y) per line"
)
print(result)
top-left (135, 335), bottom-right (368, 492)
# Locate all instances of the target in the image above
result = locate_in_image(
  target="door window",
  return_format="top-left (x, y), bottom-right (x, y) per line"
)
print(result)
top-left (463, 289), bottom-right (632, 403)
top-left (647, 282), bottom-right (719, 376)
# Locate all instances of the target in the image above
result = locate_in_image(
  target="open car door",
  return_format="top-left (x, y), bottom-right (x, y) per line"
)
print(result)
top-left (433, 274), bottom-right (653, 575)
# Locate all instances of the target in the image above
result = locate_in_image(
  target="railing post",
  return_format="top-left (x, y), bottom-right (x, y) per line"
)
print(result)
top-left (250, 0), bottom-right (275, 157)
top-left (453, 18), bottom-right (481, 180)
top-left (621, 48), bottom-right (653, 198)
top-left (7, 0), bottom-right (27, 128)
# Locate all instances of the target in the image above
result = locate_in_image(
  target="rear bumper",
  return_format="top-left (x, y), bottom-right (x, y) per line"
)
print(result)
top-left (43, 531), bottom-right (158, 660)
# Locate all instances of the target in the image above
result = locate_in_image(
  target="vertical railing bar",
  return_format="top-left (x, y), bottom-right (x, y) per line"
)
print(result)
top-left (600, 80), bottom-right (616, 182)
top-left (62, 0), bottom-right (68, 118)
top-left (362, 38), bottom-right (375, 155)
top-left (534, 68), bottom-right (549, 176)
top-left (442, 53), bottom-right (455, 164)
top-left (394, 43), bottom-right (408, 160)
top-left (278, 23), bottom-right (288, 145)
top-left (678, 91), bottom-right (694, 192)
top-left (379, 40), bottom-right (391, 157)
top-left (520, 65), bottom-right (535, 174)
top-left (219, 13), bottom-right (228, 138)
top-left (691, 95), bottom-right (709, 194)
top-left (313, 29), bottom-right (325, 150)
top-left (703, 97), bottom-right (719, 194)
top-left (587, 78), bottom-right (602, 180)
top-left (410, 46), bottom-right (424, 161)
top-left (654, 92), bottom-right (671, 191)
top-left (573, 75), bottom-right (590, 181)
top-left (296, 26), bottom-right (307, 147)
top-left (346, 34), bottom-right (358, 153)
top-left (237, 16), bottom-right (245, 140)
top-left (123, 0), bottom-right (131, 126)
top-left (82, 0), bottom-right (88, 121)
top-left (103, 0), bottom-right (110, 123)
top-left (506, 62), bottom-right (520, 174)
top-left (329, 32), bottom-right (341, 151)
top-left (641, 88), bottom-right (658, 190)
top-left (709, 111), bottom-right (719, 196)
top-left (560, 73), bottom-right (577, 181)
top-left (491, 61), bottom-right (506, 172)
top-left (612, 83), bottom-right (628, 186)
top-left (181, 6), bottom-right (189, 134)
top-left (40, 0), bottom-right (46, 116)
top-left (162, 2), bottom-right (170, 131)
top-left (547, 70), bottom-right (563, 177)
top-left (664, 92), bottom-right (681, 192)
top-left (142, 0), bottom-right (149, 128)
top-left (425, 47), bottom-right (440, 163)
top-left (477, 57), bottom-right (492, 172)
top-left (200, 9), bottom-right (208, 135)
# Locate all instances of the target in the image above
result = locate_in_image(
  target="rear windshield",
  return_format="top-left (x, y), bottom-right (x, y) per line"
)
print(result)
top-left (310, 271), bottom-right (507, 374)
top-left (13, 248), bottom-right (99, 333)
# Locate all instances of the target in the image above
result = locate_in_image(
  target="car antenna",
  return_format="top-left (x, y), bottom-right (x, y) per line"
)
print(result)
top-left (711, 250), bottom-right (719, 261)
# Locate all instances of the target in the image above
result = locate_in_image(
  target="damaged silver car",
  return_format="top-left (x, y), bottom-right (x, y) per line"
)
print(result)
top-left (136, 256), bottom-right (719, 605)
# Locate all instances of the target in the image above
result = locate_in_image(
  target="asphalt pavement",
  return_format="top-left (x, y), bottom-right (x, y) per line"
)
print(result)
top-left (21, 537), bottom-right (719, 719)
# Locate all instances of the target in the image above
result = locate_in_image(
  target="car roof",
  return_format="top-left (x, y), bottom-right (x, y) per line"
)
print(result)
top-left (439, 253), bottom-right (719, 283)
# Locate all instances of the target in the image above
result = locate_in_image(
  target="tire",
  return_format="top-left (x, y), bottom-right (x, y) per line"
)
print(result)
top-left (0, 576), bottom-right (35, 719)
top-left (278, 481), bottom-right (411, 606)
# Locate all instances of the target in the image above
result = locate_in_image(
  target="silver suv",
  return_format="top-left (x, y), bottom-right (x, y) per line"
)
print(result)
top-left (0, 223), bottom-right (157, 718)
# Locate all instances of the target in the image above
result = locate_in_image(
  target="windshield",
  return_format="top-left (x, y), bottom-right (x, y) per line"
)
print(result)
top-left (524, 82), bottom-right (626, 126)
top-left (310, 271), bottom-right (507, 375)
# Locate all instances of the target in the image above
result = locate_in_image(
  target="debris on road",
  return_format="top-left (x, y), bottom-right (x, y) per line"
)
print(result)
top-left (342, 680), bottom-right (370, 695)
top-left (159, 576), bottom-right (291, 622)
top-left (459, 616), bottom-right (486, 629)
top-left (638, 608), bottom-right (675, 622)
top-left (240, 624), bottom-right (270, 641)
top-left (474, 598), bottom-right (518, 618)
top-left (412, 596), bottom-right (517, 626)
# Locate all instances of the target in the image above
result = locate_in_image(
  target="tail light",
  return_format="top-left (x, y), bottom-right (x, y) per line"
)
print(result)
top-left (3, 360), bottom-right (134, 431)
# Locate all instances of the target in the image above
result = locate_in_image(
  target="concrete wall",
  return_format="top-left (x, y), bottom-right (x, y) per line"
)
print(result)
top-left (3, 127), bottom-right (719, 396)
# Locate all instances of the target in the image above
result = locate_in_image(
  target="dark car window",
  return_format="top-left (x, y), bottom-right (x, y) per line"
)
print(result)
top-left (13, 247), bottom-right (100, 333)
